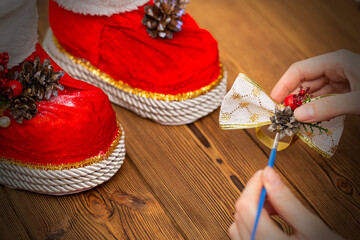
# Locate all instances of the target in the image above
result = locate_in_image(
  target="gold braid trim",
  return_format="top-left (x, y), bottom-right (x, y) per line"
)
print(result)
top-left (0, 123), bottom-right (123, 170)
top-left (53, 36), bottom-right (224, 101)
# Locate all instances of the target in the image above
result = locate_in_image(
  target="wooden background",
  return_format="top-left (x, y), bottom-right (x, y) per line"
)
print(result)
top-left (1, 0), bottom-right (360, 239)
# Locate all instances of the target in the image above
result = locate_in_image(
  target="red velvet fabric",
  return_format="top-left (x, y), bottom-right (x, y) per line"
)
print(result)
top-left (0, 44), bottom-right (118, 166)
top-left (49, 0), bottom-right (221, 95)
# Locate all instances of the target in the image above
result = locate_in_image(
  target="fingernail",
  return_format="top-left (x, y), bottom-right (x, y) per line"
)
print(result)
top-left (263, 167), bottom-right (282, 188)
top-left (294, 104), bottom-right (314, 122)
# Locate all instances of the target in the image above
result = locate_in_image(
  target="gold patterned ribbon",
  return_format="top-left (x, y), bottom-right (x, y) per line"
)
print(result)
top-left (219, 73), bottom-right (345, 158)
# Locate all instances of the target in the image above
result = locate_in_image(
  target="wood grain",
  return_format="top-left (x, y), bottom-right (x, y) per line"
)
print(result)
top-left (1, 158), bottom-right (185, 239)
top-left (1, 0), bottom-right (359, 239)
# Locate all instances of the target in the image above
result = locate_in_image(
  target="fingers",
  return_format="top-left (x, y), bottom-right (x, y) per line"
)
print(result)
top-left (270, 51), bottom-right (349, 103)
top-left (262, 167), bottom-right (334, 239)
top-left (230, 171), bottom-right (263, 240)
top-left (231, 170), bottom-right (286, 240)
top-left (229, 223), bottom-right (242, 240)
top-left (234, 170), bottom-right (263, 234)
top-left (234, 212), bottom-right (251, 239)
top-left (236, 170), bottom-right (263, 206)
top-left (309, 84), bottom-right (335, 97)
top-left (262, 167), bottom-right (304, 227)
top-left (294, 91), bottom-right (360, 122)
top-left (288, 76), bottom-right (330, 96)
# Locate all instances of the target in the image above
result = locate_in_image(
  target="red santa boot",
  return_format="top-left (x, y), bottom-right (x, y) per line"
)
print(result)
top-left (43, 0), bottom-right (227, 125)
top-left (0, 1), bottom-right (125, 195)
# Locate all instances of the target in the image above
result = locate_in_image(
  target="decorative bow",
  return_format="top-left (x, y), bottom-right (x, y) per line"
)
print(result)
top-left (219, 73), bottom-right (345, 158)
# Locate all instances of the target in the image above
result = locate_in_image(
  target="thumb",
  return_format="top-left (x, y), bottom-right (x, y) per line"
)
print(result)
top-left (294, 91), bottom-right (360, 122)
top-left (262, 167), bottom-right (333, 238)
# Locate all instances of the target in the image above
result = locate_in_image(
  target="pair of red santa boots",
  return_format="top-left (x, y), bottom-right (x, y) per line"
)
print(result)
top-left (0, 0), bottom-right (226, 195)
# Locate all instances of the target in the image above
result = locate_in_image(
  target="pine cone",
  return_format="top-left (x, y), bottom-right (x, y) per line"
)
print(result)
top-left (9, 96), bottom-right (38, 124)
top-left (142, 0), bottom-right (187, 39)
top-left (20, 57), bottom-right (64, 101)
top-left (177, 0), bottom-right (189, 9)
top-left (268, 106), bottom-right (301, 139)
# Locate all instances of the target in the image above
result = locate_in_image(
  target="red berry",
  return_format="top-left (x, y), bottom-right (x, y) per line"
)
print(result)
top-left (5, 80), bottom-right (23, 98)
top-left (284, 94), bottom-right (301, 110)
top-left (0, 79), bottom-right (7, 88)
top-left (300, 90), bottom-right (306, 95)
top-left (4, 69), bottom-right (8, 74)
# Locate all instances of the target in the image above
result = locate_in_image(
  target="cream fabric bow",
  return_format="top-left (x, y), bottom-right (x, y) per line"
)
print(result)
top-left (219, 73), bottom-right (345, 158)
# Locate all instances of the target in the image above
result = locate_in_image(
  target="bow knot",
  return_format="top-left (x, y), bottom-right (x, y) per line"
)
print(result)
top-left (219, 73), bottom-right (344, 158)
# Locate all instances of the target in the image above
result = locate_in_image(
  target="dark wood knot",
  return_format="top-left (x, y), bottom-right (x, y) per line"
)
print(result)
top-left (111, 193), bottom-right (146, 210)
top-left (87, 193), bottom-right (112, 218)
top-left (336, 178), bottom-right (353, 195)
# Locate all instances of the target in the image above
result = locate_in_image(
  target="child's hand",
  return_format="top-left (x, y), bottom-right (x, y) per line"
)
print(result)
top-left (229, 167), bottom-right (343, 240)
top-left (270, 50), bottom-right (360, 122)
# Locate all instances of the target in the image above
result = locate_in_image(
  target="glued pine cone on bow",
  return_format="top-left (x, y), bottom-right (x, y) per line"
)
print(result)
top-left (142, 0), bottom-right (188, 39)
top-left (268, 106), bottom-right (301, 139)
top-left (19, 57), bottom-right (64, 101)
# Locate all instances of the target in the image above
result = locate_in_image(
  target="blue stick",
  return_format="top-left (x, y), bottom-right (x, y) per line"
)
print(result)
top-left (250, 132), bottom-right (279, 240)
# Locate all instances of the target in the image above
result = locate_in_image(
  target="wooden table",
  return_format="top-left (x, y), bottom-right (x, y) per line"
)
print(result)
top-left (1, 0), bottom-right (360, 239)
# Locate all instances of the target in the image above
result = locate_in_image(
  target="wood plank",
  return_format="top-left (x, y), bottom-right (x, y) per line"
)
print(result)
top-left (113, 107), bottom-right (240, 239)
top-left (188, 0), bottom-right (306, 94)
top-left (1, 157), bottom-right (185, 239)
top-left (250, 0), bottom-right (360, 56)
top-left (245, 0), bottom-right (360, 230)
top-left (191, 0), bottom-right (360, 238)
top-left (0, 188), bottom-right (30, 240)
top-left (111, 108), bottom-right (303, 238)
top-left (247, 0), bottom-right (360, 184)
top-left (1, 0), bottom-right (357, 240)
top-left (233, 5), bottom-right (360, 234)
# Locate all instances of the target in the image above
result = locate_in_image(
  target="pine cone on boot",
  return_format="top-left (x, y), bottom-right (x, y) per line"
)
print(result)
top-left (9, 96), bottom-right (38, 124)
top-left (19, 57), bottom-right (64, 101)
top-left (142, 0), bottom-right (187, 39)
top-left (268, 106), bottom-right (301, 139)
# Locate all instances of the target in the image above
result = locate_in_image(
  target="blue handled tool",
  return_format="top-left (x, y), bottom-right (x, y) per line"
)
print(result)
top-left (250, 132), bottom-right (280, 240)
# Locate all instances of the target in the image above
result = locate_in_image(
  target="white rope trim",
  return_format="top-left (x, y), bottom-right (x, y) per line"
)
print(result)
top-left (43, 29), bottom-right (227, 125)
top-left (54, 0), bottom-right (150, 16)
top-left (0, 126), bottom-right (125, 195)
